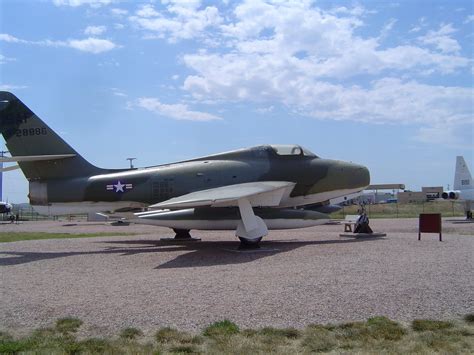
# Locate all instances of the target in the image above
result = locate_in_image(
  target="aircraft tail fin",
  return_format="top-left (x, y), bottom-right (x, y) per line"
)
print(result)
top-left (0, 91), bottom-right (105, 180)
top-left (453, 156), bottom-right (472, 190)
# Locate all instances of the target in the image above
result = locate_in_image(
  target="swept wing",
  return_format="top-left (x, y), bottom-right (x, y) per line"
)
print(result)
top-left (149, 181), bottom-right (296, 209)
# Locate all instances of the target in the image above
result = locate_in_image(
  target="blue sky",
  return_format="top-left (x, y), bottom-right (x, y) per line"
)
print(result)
top-left (0, 0), bottom-right (473, 203)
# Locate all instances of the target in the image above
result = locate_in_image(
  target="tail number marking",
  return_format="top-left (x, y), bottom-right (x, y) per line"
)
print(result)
top-left (16, 127), bottom-right (47, 137)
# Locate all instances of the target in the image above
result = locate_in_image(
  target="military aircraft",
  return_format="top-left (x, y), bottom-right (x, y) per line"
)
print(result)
top-left (442, 156), bottom-right (473, 219)
top-left (0, 201), bottom-right (12, 214)
top-left (0, 91), bottom-right (370, 246)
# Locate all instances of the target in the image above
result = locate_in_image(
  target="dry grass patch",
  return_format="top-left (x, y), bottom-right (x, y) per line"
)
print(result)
top-left (0, 315), bottom-right (473, 354)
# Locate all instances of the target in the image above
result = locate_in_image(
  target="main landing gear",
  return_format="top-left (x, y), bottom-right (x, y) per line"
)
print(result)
top-left (235, 198), bottom-right (268, 249)
top-left (161, 228), bottom-right (201, 242)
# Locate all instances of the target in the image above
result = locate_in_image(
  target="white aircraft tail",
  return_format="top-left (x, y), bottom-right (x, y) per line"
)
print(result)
top-left (453, 156), bottom-right (472, 191)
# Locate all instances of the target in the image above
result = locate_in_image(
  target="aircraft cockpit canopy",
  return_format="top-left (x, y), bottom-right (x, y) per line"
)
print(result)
top-left (270, 145), bottom-right (318, 158)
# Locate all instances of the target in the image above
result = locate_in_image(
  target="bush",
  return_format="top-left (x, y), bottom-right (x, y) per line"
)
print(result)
top-left (80, 338), bottom-right (112, 352)
top-left (259, 327), bottom-right (300, 339)
top-left (155, 327), bottom-right (198, 344)
top-left (464, 314), bottom-right (474, 323)
top-left (412, 319), bottom-right (453, 332)
top-left (302, 325), bottom-right (337, 352)
top-left (120, 327), bottom-right (143, 340)
top-left (0, 338), bottom-right (32, 353)
top-left (55, 317), bottom-right (83, 334)
top-left (203, 320), bottom-right (240, 337)
top-left (169, 344), bottom-right (199, 353)
top-left (366, 316), bottom-right (406, 341)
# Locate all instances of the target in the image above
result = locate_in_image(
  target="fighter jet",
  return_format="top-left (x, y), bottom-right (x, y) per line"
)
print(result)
top-left (0, 91), bottom-right (370, 246)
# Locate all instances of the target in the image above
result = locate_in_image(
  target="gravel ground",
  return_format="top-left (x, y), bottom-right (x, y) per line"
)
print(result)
top-left (0, 218), bottom-right (473, 336)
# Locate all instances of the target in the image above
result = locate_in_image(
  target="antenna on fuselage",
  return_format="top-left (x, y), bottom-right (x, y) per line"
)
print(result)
top-left (126, 157), bottom-right (137, 169)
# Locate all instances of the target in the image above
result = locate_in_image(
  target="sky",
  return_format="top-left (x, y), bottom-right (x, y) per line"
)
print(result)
top-left (0, 0), bottom-right (473, 203)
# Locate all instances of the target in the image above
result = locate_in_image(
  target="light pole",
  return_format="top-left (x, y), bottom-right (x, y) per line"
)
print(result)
top-left (126, 158), bottom-right (137, 169)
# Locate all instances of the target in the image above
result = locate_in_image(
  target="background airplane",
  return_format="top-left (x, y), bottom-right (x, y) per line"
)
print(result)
top-left (442, 156), bottom-right (473, 219)
top-left (0, 201), bottom-right (12, 214)
top-left (0, 91), bottom-right (370, 246)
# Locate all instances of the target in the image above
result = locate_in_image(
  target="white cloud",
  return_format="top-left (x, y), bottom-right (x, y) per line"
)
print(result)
top-left (127, 1), bottom-right (471, 144)
top-left (329, 5), bottom-right (375, 17)
top-left (99, 59), bottom-right (120, 67)
top-left (53, 0), bottom-right (113, 7)
top-left (84, 25), bottom-right (107, 36)
top-left (111, 8), bottom-right (128, 16)
top-left (136, 4), bottom-right (160, 18)
top-left (0, 54), bottom-right (15, 64)
top-left (256, 106), bottom-right (274, 114)
top-left (130, 2), bottom-right (222, 42)
top-left (379, 18), bottom-right (397, 39)
top-left (0, 33), bottom-right (118, 54)
top-left (418, 24), bottom-right (461, 54)
top-left (464, 15), bottom-right (474, 24)
top-left (0, 34), bottom-right (26, 43)
top-left (415, 121), bottom-right (472, 148)
top-left (0, 84), bottom-right (28, 90)
top-left (68, 38), bottom-right (117, 53)
top-left (136, 97), bottom-right (222, 121)
top-left (111, 88), bottom-right (126, 97)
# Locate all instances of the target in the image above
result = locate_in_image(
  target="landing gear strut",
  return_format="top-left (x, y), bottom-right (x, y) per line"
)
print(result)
top-left (161, 229), bottom-right (201, 242)
top-left (234, 198), bottom-right (268, 249)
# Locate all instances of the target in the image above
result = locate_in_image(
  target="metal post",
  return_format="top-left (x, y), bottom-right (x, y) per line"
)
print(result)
top-left (126, 158), bottom-right (137, 169)
top-left (0, 150), bottom-right (8, 202)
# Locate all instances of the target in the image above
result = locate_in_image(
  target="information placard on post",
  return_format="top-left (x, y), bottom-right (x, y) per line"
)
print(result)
top-left (418, 213), bottom-right (442, 241)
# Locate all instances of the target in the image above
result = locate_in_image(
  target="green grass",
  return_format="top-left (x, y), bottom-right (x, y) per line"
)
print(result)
top-left (0, 232), bottom-right (137, 243)
top-left (202, 320), bottom-right (240, 338)
top-left (120, 327), bottom-right (144, 340)
top-left (55, 317), bottom-right (83, 334)
top-left (1, 315), bottom-right (472, 354)
top-left (412, 319), bottom-right (454, 332)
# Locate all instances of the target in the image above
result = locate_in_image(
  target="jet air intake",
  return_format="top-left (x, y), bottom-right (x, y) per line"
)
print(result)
top-left (442, 191), bottom-right (460, 200)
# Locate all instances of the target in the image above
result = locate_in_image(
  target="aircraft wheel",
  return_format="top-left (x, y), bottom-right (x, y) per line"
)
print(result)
top-left (238, 237), bottom-right (262, 249)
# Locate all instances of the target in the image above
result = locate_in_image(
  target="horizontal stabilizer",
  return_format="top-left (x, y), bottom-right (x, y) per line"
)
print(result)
top-left (0, 154), bottom-right (76, 162)
top-left (150, 181), bottom-right (296, 209)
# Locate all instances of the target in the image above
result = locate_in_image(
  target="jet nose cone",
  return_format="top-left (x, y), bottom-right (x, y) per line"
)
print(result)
top-left (349, 163), bottom-right (370, 189)
top-left (330, 161), bottom-right (370, 190)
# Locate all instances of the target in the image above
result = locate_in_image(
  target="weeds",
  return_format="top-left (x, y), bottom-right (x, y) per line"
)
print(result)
top-left (202, 320), bottom-right (239, 338)
top-left (412, 319), bottom-right (453, 332)
top-left (258, 326), bottom-right (300, 339)
top-left (120, 327), bottom-right (143, 340)
top-left (156, 327), bottom-right (201, 345)
top-left (1, 315), bottom-right (472, 354)
top-left (55, 317), bottom-right (83, 334)
top-left (464, 314), bottom-right (474, 323)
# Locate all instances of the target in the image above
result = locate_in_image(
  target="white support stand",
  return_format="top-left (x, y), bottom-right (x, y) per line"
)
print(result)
top-left (235, 198), bottom-right (268, 241)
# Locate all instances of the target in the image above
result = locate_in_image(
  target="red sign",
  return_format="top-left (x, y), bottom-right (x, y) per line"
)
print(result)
top-left (419, 213), bottom-right (442, 241)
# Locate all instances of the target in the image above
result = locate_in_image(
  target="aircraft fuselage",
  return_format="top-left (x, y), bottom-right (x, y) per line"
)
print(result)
top-left (30, 145), bottom-right (369, 215)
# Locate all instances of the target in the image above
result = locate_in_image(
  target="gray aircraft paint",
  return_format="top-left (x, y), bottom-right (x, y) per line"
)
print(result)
top-left (0, 91), bottom-right (370, 241)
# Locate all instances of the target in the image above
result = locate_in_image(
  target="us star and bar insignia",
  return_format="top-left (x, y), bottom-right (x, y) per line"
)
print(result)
top-left (106, 181), bottom-right (133, 193)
